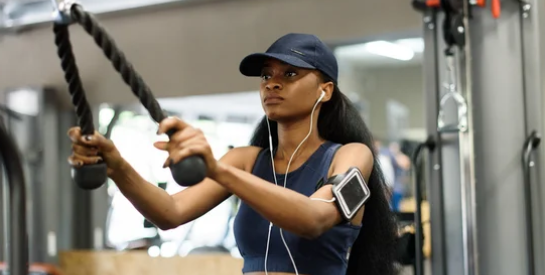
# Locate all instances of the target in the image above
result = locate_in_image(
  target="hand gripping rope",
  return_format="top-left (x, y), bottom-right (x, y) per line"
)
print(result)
top-left (52, 0), bottom-right (207, 189)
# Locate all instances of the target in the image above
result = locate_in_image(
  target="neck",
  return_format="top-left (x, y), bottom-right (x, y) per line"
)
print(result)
top-left (275, 114), bottom-right (323, 161)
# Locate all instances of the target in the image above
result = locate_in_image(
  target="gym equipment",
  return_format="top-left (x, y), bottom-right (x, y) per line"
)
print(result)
top-left (394, 212), bottom-right (423, 272)
top-left (423, 2), bottom-right (480, 274)
top-left (409, 136), bottom-right (436, 275)
top-left (414, 0), bottom-right (544, 275)
top-left (413, 1), bottom-right (475, 275)
top-left (522, 131), bottom-right (541, 275)
top-left (50, 0), bottom-right (207, 189)
top-left (0, 109), bottom-right (29, 274)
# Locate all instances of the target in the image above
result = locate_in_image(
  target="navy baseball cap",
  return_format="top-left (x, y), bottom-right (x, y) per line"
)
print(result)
top-left (239, 33), bottom-right (339, 83)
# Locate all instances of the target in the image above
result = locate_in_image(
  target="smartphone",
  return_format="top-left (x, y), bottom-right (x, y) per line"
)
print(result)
top-left (331, 167), bottom-right (371, 221)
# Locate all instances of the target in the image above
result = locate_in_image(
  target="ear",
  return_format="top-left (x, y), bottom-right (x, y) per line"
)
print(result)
top-left (319, 81), bottom-right (335, 102)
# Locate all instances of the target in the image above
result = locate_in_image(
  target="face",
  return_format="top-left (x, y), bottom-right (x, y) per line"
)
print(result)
top-left (259, 59), bottom-right (333, 122)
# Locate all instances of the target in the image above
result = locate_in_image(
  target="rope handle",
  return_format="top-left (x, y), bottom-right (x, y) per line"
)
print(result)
top-left (53, 3), bottom-right (206, 188)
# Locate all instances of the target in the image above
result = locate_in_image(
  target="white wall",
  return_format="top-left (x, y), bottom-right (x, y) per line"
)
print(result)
top-left (340, 63), bottom-right (425, 140)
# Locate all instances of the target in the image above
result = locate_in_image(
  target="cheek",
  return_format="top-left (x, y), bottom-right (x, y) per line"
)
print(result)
top-left (292, 87), bottom-right (317, 105)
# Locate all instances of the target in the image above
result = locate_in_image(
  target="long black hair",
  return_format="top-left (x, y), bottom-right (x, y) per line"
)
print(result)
top-left (249, 76), bottom-right (399, 275)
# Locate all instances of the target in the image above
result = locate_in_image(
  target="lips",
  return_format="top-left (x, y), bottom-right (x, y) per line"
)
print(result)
top-left (264, 94), bottom-right (284, 104)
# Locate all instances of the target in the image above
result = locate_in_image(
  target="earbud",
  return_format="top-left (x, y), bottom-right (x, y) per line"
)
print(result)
top-left (318, 90), bottom-right (326, 102)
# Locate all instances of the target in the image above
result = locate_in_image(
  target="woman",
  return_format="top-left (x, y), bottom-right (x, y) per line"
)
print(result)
top-left (68, 33), bottom-right (398, 275)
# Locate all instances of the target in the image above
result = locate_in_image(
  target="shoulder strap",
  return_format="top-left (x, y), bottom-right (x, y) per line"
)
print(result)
top-left (317, 142), bottom-right (342, 179)
top-left (323, 142), bottom-right (342, 167)
top-left (313, 143), bottom-right (342, 190)
top-left (250, 147), bottom-right (271, 174)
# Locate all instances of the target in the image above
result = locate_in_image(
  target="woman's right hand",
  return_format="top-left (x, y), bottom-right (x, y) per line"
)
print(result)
top-left (67, 127), bottom-right (124, 176)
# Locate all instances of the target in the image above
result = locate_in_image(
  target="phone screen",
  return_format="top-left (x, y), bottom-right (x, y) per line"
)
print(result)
top-left (339, 177), bottom-right (368, 213)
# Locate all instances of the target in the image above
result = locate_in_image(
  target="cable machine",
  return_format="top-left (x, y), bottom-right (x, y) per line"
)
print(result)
top-left (0, 108), bottom-right (29, 275)
top-left (412, 0), bottom-right (544, 275)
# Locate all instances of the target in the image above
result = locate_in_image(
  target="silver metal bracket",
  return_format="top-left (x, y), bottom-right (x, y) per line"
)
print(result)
top-left (517, 0), bottom-right (532, 18)
top-left (51, 0), bottom-right (79, 25)
top-left (437, 83), bottom-right (468, 133)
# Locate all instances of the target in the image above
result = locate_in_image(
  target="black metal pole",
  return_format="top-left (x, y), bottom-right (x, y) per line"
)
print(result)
top-left (0, 118), bottom-right (28, 275)
top-left (522, 130), bottom-right (540, 275)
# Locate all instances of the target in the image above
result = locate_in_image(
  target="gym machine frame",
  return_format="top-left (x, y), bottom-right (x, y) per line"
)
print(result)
top-left (519, 1), bottom-right (543, 274)
top-left (49, 0), bottom-right (207, 190)
top-left (414, 0), bottom-right (543, 275)
top-left (413, 1), bottom-right (478, 275)
top-left (0, 111), bottom-right (28, 274)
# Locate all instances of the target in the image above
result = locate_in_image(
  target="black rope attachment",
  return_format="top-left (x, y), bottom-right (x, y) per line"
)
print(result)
top-left (53, 19), bottom-right (108, 190)
top-left (53, 3), bottom-right (206, 187)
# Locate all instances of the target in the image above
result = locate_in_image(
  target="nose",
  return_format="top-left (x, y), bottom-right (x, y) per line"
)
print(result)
top-left (265, 79), bottom-right (283, 90)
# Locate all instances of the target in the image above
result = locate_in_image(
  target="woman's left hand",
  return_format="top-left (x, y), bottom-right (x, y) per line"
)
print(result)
top-left (154, 117), bottom-right (219, 178)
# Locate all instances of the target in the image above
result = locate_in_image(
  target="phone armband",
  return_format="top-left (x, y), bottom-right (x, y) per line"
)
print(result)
top-left (327, 167), bottom-right (371, 221)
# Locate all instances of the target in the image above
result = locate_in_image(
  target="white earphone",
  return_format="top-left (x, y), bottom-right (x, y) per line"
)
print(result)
top-left (263, 90), bottom-right (327, 275)
top-left (318, 90), bottom-right (326, 102)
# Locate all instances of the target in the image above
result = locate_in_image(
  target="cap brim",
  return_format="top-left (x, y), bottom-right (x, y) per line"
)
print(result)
top-left (239, 53), bottom-right (316, 77)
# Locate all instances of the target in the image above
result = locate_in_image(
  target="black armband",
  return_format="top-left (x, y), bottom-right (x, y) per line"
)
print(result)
top-left (326, 167), bottom-right (371, 221)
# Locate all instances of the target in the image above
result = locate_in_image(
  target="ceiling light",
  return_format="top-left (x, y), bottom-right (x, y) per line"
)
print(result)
top-left (364, 40), bottom-right (415, 61)
top-left (395, 38), bottom-right (425, 53)
top-left (6, 89), bottom-right (39, 116)
top-left (334, 39), bottom-right (421, 61)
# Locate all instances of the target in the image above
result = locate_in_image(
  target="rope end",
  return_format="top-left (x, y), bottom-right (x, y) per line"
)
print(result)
top-left (51, 0), bottom-right (79, 25)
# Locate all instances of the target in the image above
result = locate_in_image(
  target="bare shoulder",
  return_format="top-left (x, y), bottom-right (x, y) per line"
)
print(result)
top-left (220, 146), bottom-right (264, 172)
top-left (336, 143), bottom-right (373, 158)
top-left (330, 142), bottom-right (374, 180)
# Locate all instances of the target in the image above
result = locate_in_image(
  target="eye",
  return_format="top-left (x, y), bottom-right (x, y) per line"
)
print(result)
top-left (261, 74), bottom-right (271, 81)
top-left (285, 71), bottom-right (298, 77)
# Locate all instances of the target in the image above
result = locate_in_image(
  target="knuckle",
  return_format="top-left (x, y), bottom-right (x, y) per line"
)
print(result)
top-left (69, 127), bottom-right (80, 136)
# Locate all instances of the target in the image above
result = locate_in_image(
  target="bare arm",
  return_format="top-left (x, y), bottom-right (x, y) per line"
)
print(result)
top-left (68, 125), bottom-right (259, 231)
top-left (110, 147), bottom-right (258, 230)
top-left (151, 117), bottom-right (373, 238)
top-left (212, 143), bottom-right (374, 239)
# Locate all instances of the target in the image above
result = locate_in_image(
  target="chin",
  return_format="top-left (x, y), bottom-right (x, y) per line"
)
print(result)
top-left (264, 110), bottom-right (287, 122)
top-left (265, 113), bottom-right (282, 122)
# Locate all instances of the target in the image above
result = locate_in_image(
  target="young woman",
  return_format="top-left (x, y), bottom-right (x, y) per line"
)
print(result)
top-left (68, 33), bottom-right (398, 275)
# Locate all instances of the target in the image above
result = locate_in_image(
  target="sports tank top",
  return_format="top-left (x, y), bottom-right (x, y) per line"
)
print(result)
top-left (233, 141), bottom-right (362, 275)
